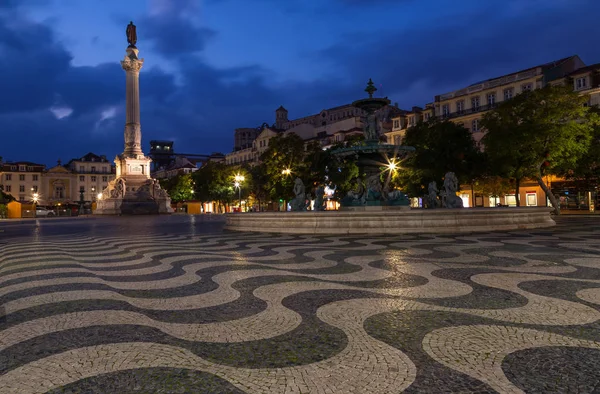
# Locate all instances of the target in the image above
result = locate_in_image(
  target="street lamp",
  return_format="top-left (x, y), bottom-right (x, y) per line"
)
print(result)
top-left (282, 168), bottom-right (291, 176)
top-left (234, 174), bottom-right (245, 211)
top-left (91, 187), bottom-right (96, 202)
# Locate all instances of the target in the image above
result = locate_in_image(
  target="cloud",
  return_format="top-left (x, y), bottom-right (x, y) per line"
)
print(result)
top-left (315, 0), bottom-right (600, 101)
top-left (1, 0), bottom-right (600, 167)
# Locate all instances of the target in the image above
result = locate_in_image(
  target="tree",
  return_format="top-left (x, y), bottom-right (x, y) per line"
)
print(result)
top-left (247, 163), bottom-right (269, 210)
top-left (260, 133), bottom-right (306, 201)
top-left (482, 85), bottom-right (599, 214)
top-left (559, 106), bottom-right (600, 190)
top-left (396, 118), bottom-right (482, 196)
top-left (192, 162), bottom-right (236, 212)
top-left (160, 173), bottom-right (194, 202)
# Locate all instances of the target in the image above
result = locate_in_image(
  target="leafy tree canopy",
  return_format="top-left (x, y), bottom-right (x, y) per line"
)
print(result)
top-left (396, 118), bottom-right (482, 196)
top-left (482, 85), bottom-right (599, 212)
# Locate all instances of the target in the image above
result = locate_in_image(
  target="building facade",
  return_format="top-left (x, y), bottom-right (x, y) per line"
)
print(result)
top-left (226, 103), bottom-right (403, 166)
top-left (0, 153), bottom-right (116, 206)
top-left (0, 161), bottom-right (45, 202)
top-left (66, 153), bottom-right (116, 202)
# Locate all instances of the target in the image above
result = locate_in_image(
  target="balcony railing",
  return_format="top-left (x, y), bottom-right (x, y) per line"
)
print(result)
top-left (439, 103), bottom-right (498, 119)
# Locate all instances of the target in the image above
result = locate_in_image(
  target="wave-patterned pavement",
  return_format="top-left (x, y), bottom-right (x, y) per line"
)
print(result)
top-left (1, 216), bottom-right (600, 393)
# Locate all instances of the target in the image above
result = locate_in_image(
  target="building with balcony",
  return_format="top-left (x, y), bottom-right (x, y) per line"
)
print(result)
top-left (65, 153), bottom-right (116, 202)
top-left (0, 160), bottom-right (46, 202)
top-left (385, 104), bottom-right (434, 146)
top-left (433, 55), bottom-right (584, 144)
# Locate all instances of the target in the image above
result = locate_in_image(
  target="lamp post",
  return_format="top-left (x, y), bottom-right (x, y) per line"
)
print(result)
top-left (234, 174), bottom-right (245, 212)
top-left (79, 188), bottom-right (85, 216)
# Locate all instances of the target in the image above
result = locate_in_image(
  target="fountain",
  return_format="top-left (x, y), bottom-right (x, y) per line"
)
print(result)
top-left (224, 80), bottom-right (555, 234)
top-left (331, 79), bottom-right (414, 209)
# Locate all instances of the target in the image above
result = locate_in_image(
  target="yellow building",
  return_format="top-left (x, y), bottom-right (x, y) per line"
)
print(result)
top-left (386, 104), bottom-right (435, 146)
top-left (433, 55), bottom-right (584, 145)
top-left (66, 152), bottom-right (116, 202)
top-left (0, 160), bottom-right (45, 202)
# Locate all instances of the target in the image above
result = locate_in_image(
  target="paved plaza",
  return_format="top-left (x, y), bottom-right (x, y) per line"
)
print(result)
top-left (1, 215), bottom-right (600, 393)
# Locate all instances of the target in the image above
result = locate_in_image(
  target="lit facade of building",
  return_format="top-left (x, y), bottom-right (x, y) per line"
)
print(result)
top-left (0, 161), bottom-right (45, 202)
top-left (66, 153), bottom-right (116, 202)
top-left (0, 153), bottom-right (116, 206)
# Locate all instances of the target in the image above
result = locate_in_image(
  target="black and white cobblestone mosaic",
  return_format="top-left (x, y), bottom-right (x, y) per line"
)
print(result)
top-left (1, 215), bottom-right (600, 393)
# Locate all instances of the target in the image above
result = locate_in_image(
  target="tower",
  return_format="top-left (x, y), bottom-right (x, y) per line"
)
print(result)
top-left (275, 105), bottom-right (288, 129)
top-left (94, 21), bottom-right (173, 215)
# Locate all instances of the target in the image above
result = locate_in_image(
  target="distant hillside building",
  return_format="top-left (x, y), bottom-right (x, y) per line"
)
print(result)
top-left (226, 103), bottom-right (403, 166)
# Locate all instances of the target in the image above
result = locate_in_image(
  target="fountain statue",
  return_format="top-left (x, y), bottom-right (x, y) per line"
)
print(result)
top-left (290, 178), bottom-right (308, 211)
top-left (332, 79), bottom-right (414, 209)
top-left (442, 172), bottom-right (464, 208)
top-left (427, 181), bottom-right (440, 209)
top-left (314, 185), bottom-right (326, 211)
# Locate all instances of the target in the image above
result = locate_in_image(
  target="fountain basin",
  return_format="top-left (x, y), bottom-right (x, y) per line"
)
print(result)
top-left (224, 207), bottom-right (555, 235)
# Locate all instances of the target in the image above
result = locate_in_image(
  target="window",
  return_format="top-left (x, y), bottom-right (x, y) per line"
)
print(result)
top-left (103, 166), bottom-right (108, 173)
top-left (91, 166), bottom-right (96, 173)
top-left (471, 96), bottom-right (480, 111)
top-left (521, 83), bottom-right (533, 92)
top-left (55, 187), bottom-right (64, 199)
top-left (19, 195), bottom-right (25, 201)
top-left (442, 104), bottom-right (450, 117)
top-left (79, 166), bottom-right (85, 172)
top-left (487, 92), bottom-right (496, 106)
top-left (32, 185), bottom-right (38, 192)
top-left (27, 166), bottom-right (33, 171)
top-left (102, 176), bottom-right (108, 182)
top-left (504, 88), bottom-right (514, 101)
top-left (19, 185), bottom-right (25, 192)
top-left (393, 135), bottom-right (402, 145)
top-left (393, 119), bottom-right (400, 128)
top-left (19, 174), bottom-right (25, 181)
top-left (91, 176), bottom-right (97, 182)
top-left (424, 112), bottom-right (431, 121)
top-left (5, 174), bottom-right (11, 181)
top-left (472, 119), bottom-right (481, 132)
top-left (79, 176), bottom-right (85, 182)
top-left (576, 77), bottom-right (587, 90)
top-left (409, 116), bottom-right (415, 126)
top-left (80, 186), bottom-right (85, 192)
top-left (456, 100), bottom-right (464, 113)
top-left (32, 175), bottom-right (38, 181)
top-left (19, 165), bottom-right (25, 171)
top-left (5, 185), bottom-right (11, 192)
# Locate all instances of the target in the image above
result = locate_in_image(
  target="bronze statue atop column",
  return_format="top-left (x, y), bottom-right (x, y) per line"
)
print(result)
top-left (126, 21), bottom-right (137, 47)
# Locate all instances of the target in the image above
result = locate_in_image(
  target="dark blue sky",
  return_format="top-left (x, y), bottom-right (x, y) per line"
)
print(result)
top-left (1, 0), bottom-right (599, 166)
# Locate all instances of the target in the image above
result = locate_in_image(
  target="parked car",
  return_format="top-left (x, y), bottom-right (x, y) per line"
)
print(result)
top-left (36, 207), bottom-right (55, 217)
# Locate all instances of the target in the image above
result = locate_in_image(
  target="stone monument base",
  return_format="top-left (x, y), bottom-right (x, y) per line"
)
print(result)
top-left (94, 176), bottom-right (173, 215)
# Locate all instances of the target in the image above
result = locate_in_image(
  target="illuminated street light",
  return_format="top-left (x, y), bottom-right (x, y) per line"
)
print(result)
top-left (97, 193), bottom-right (103, 200)
top-left (282, 168), bottom-right (291, 175)
top-left (33, 193), bottom-right (39, 204)
top-left (387, 160), bottom-right (398, 171)
top-left (234, 173), bottom-right (245, 211)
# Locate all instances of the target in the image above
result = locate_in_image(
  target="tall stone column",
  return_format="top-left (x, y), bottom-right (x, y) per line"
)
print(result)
top-left (121, 47), bottom-right (144, 158)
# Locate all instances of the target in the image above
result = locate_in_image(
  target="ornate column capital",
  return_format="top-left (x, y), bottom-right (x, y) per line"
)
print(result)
top-left (121, 57), bottom-right (144, 73)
